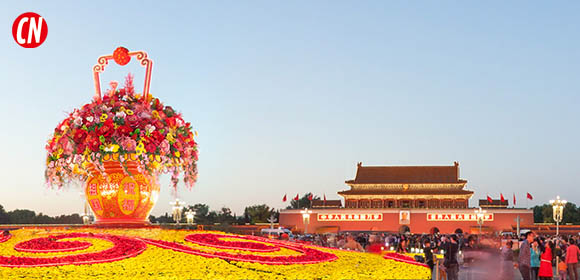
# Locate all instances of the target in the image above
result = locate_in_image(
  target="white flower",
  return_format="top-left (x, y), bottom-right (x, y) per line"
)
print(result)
top-left (145, 124), bottom-right (156, 133)
top-left (86, 116), bottom-right (94, 123)
top-left (115, 111), bottom-right (127, 118)
top-left (73, 117), bottom-right (83, 127)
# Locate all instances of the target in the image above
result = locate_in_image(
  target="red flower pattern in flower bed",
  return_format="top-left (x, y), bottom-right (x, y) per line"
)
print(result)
top-left (384, 252), bottom-right (429, 268)
top-left (14, 236), bottom-right (92, 253)
top-left (141, 233), bottom-right (338, 265)
top-left (0, 233), bottom-right (146, 267)
top-left (0, 235), bottom-right (10, 243)
top-left (184, 233), bottom-right (280, 252)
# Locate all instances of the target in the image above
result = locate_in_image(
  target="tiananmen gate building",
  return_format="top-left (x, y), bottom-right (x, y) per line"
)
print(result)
top-left (280, 162), bottom-right (533, 234)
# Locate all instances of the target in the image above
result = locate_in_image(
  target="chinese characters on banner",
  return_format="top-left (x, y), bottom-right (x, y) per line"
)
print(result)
top-left (317, 213), bottom-right (383, 221)
top-left (427, 213), bottom-right (494, 221)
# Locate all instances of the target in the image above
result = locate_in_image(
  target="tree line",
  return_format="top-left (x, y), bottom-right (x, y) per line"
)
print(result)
top-left (0, 205), bottom-right (82, 224)
top-left (533, 202), bottom-right (580, 224)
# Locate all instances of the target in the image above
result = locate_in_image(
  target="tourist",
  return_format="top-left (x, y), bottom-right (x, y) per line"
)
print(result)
top-left (366, 234), bottom-right (383, 254)
top-left (397, 238), bottom-right (409, 253)
top-left (500, 240), bottom-right (515, 280)
top-left (441, 235), bottom-right (459, 280)
top-left (559, 257), bottom-right (568, 280)
top-left (532, 239), bottom-right (541, 280)
top-left (341, 234), bottom-right (364, 252)
top-left (539, 240), bottom-right (555, 280)
top-left (423, 240), bottom-right (435, 271)
top-left (519, 231), bottom-right (535, 280)
top-left (566, 238), bottom-right (579, 280)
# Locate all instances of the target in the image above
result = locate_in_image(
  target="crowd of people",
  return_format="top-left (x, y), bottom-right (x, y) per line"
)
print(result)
top-left (510, 231), bottom-right (580, 280)
top-left (285, 231), bottom-right (580, 280)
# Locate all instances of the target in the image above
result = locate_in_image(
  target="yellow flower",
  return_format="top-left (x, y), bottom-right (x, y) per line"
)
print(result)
top-left (166, 132), bottom-right (175, 143)
top-left (135, 141), bottom-right (146, 155)
top-left (152, 110), bottom-right (160, 119)
top-left (0, 228), bottom-right (430, 280)
top-left (105, 144), bottom-right (119, 153)
top-left (174, 151), bottom-right (181, 158)
top-left (72, 164), bottom-right (81, 174)
top-left (126, 110), bottom-right (134, 116)
top-left (100, 113), bottom-right (108, 122)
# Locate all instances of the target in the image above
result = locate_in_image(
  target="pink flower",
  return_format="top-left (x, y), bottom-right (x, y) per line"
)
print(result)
top-left (159, 140), bottom-right (170, 155)
top-left (120, 137), bottom-right (137, 151)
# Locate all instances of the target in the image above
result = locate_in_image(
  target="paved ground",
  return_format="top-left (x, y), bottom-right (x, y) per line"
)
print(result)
top-left (432, 266), bottom-right (571, 280)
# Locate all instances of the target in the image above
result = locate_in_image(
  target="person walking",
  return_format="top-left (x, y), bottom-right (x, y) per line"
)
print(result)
top-left (520, 232), bottom-right (535, 280)
top-left (500, 240), bottom-right (515, 280)
top-left (442, 235), bottom-right (459, 280)
top-left (397, 238), bottom-right (409, 254)
top-left (531, 240), bottom-right (541, 280)
top-left (539, 240), bottom-right (555, 280)
top-left (341, 234), bottom-right (364, 252)
top-left (566, 239), bottom-right (580, 280)
top-left (559, 257), bottom-right (568, 280)
top-left (423, 239), bottom-right (435, 272)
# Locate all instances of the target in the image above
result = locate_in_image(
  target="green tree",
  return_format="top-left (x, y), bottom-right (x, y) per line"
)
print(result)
top-left (533, 203), bottom-right (580, 225)
top-left (183, 204), bottom-right (215, 224)
top-left (244, 204), bottom-right (275, 224)
top-left (286, 193), bottom-right (320, 209)
top-left (7, 209), bottom-right (37, 224)
top-left (0, 205), bottom-right (9, 224)
top-left (217, 207), bottom-right (235, 224)
top-left (533, 205), bottom-right (544, 223)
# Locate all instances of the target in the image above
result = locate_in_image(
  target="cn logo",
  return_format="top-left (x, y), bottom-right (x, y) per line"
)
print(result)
top-left (12, 12), bottom-right (48, 48)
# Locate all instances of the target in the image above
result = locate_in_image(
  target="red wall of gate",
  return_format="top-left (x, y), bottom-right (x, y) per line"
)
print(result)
top-left (280, 209), bottom-right (533, 234)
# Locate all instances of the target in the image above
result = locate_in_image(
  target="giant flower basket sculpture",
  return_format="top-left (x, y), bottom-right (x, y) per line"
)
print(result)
top-left (45, 47), bottom-right (198, 223)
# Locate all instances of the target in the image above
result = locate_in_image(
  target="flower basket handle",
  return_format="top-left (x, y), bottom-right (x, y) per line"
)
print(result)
top-left (92, 47), bottom-right (153, 103)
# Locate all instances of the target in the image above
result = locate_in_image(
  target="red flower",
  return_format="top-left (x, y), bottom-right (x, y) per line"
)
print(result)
top-left (73, 129), bottom-right (88, 143)
top-left (165, 117), bottom-right (177, 128)
top-left (98, 118), bottom-right (115, 137)
top-left (145, 143), bottom-right (157, 153)
top-left (117, 125), bottom-right (132, 135)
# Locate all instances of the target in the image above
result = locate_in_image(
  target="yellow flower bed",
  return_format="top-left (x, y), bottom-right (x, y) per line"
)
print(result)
top-left (0, 228), bottom-right (431, 280)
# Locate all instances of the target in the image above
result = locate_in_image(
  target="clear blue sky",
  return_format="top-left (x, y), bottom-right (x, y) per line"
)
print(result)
top-left (1, 1), bottom-right (578, 217)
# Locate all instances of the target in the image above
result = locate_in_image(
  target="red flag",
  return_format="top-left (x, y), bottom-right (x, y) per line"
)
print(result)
top-left (308, 193), bottom-right (313, 201)
top-left (527, 193), bottom-right (533, 200)
top-left (487, 195), bottom-right (493, 203)
top-left (293, 194), bottom-right (299, 201)
top-left (500, 193), bottom-right (506, 203)
top-left (513, 193), bottom-right (516, 206)
top-left (282, 194), bottom-right (287, 202)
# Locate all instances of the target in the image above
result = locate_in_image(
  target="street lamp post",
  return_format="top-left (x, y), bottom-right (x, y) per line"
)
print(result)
top-left (300, 208), bottom-right (312, 234)
top-left (475, 207), bottom-right (486, 238)
top-left (267, 214), bottom-right (277, 229)
top-left (170, 199), bottom-right (185, 224)
top-left (82, 201), bottom-right (92, 225)
top-left (185, 209), bottom-right (196, 225)
top-left (550, 196), bottom-right (566, 236)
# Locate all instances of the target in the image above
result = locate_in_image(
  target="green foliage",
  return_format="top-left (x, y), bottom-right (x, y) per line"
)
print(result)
top-left (533, 202), bottom-right (580, 224)
top-left (0, 205), bottom-right (9, 224)
top-left (244, 204), bottom-right (277, 224)
top-left (286, 193), bottom-right (320, 209)
top-left (0, 205), bottom-right (82, 224)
